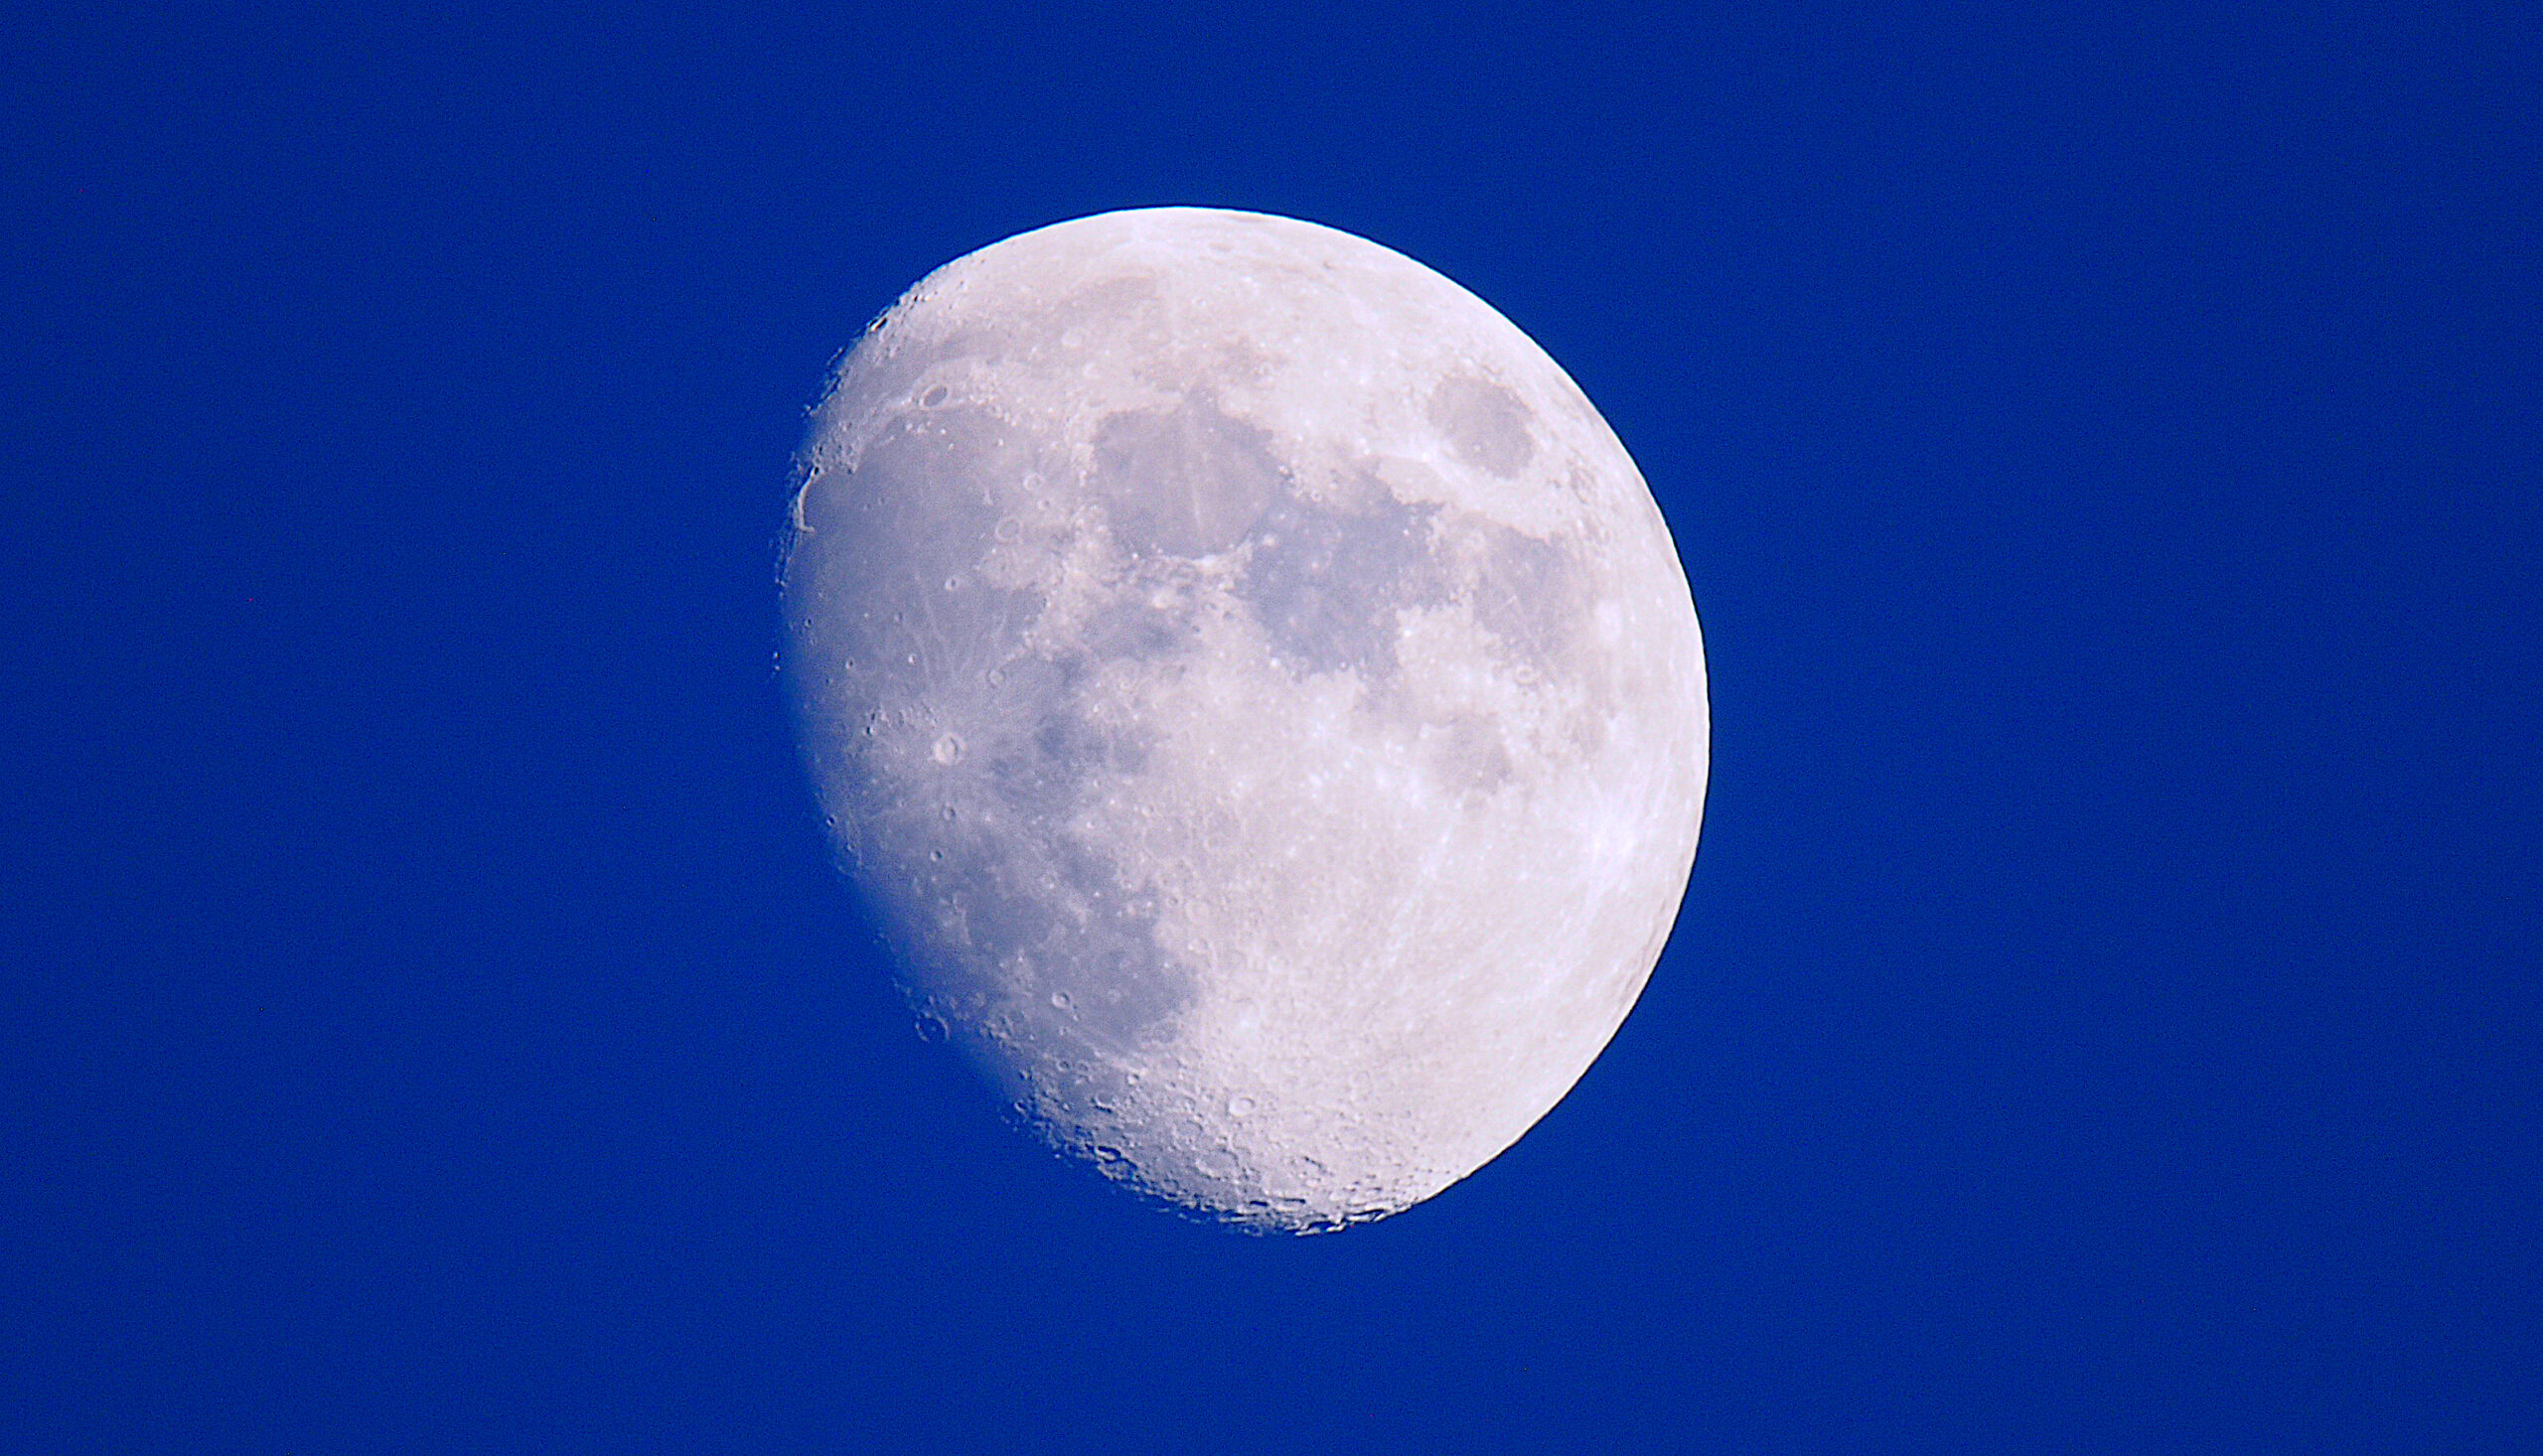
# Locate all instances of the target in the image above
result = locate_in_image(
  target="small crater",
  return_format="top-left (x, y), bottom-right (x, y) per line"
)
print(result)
top-left (931, 732), bottom-right (965, 766)
top-left (918, 384), bottom-right (950, 408)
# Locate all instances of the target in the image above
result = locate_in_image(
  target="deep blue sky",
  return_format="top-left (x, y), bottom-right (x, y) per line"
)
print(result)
top-left (6, 3), bottom-right (2536, 1451)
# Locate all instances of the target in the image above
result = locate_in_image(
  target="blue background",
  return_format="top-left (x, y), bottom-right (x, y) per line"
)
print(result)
top-left (6, 3), bottom-right (2535, 1450)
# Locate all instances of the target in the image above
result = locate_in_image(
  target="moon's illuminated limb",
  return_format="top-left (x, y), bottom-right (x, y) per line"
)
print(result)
top-left (784, 209), bottom-right (1706, 1231)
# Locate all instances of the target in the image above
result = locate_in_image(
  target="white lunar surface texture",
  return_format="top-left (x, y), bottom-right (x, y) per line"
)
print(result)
top-left (783, 209), bottom-right (1707, 1232)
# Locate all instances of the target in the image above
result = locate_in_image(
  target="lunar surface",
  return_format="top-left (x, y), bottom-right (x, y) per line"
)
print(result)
top-left (783, 208), bottom-right (1706, 1231)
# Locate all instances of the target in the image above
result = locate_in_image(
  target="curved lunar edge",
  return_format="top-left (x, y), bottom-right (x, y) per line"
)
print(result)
top-left (783, 208), bottom-right (1708, 1232)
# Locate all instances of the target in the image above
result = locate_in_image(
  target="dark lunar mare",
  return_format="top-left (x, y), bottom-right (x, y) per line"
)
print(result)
top-left (785, 403), bottom-right (1197, 1095)
top-left (1091, 395), bottom-right (1286, 559)
top-left (1238, 473), bottom-right (1443, 683)
top-left (1426, 374), bottom-right (1535, 477)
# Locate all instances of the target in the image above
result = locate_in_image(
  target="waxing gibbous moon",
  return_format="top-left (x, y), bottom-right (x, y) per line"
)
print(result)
top-left (783, 208), bottom-right (1706, 1231)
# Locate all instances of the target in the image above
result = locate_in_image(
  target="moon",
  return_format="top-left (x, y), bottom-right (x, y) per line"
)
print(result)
top-left (783, 208), bottom-right (1706, 1231)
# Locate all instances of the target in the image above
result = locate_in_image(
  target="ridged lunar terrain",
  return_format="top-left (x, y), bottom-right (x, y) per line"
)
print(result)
top-left (784, 209), bottom-right (1707, 1231)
